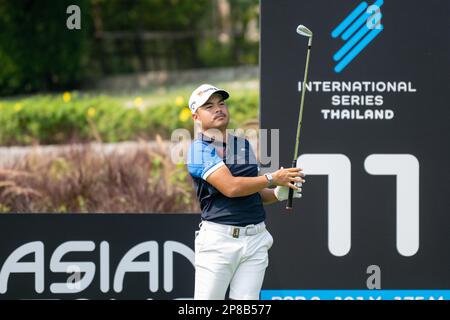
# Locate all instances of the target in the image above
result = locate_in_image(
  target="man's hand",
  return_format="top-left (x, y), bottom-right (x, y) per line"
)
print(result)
top-left (272, 166), bottom-right (305, 190)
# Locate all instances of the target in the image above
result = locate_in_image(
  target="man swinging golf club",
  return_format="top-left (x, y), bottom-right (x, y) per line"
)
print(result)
top-left (187, 84), bottom-right (306, 300)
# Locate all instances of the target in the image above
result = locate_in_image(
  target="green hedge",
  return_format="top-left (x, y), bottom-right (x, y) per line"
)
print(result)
top-left (0, 0), bottom-right (91, 96)
top-left (0, 0), bottom-right (261, 96)
top-left (0, 91), bottom-right (259, 146)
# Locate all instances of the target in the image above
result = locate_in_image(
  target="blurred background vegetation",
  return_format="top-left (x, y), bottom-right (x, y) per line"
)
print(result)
top-left (0, 84), bottom-right (258, 145)
top-left (0, 0), bottom-right (259, 96)
top-left (0, 0), bottom-right (260, 212)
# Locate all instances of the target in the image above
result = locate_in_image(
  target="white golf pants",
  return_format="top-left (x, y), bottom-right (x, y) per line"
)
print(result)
top-left (194, 220), bottom-right (274, 300)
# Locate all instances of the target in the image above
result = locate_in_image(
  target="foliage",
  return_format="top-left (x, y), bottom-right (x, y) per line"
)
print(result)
top-left (95, 0), bottom-right (211, 31)
top-left (0, 141), bottom-right (200, 213)
top-left (0, 87), bottom-right (259, 146)
top-left (0, 0), bottom-right (91, 95)
top-left (0, 0), bottom-right (260, 96)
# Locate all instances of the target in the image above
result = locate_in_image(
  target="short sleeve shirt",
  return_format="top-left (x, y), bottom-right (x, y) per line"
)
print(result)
top-left (187, 133), bottom-right (266, 226)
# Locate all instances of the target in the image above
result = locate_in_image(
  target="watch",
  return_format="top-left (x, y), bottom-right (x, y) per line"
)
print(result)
top-left (264, 173), bottom-right (274, 187)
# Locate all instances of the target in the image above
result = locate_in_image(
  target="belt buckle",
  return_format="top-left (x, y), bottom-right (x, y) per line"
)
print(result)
top-left (232, 227), bottom-right (240, 238)
top-left (245, 224), bottom-right (257, 236)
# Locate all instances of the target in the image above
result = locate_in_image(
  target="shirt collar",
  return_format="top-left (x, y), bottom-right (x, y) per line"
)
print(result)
top-left (198, 132), bottom-right (229, 146)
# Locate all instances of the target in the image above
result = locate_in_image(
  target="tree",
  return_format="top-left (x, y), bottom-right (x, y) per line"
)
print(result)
top-left (0, 0), bottom-right (91, 95)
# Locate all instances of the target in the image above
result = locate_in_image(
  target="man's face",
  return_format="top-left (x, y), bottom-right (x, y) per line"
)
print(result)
top-left (192, 93), bottom-right (229, 131)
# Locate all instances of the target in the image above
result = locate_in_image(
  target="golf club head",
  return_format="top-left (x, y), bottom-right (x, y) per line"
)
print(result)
top-left (296, 25), bottom-right (313, 37)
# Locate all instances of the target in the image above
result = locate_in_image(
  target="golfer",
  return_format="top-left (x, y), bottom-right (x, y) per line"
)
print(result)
top-left (187, 84), bottom-right (305, 300)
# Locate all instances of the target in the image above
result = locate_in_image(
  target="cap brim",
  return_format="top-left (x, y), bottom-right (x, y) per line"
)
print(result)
top-left (214, 90), bottom-right (229, 101)
top-left (197, 89), bottom-right (229, 109)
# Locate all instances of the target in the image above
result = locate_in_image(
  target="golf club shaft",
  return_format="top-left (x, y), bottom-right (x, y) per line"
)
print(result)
top-left (287, 37), bottom-right (312, 210)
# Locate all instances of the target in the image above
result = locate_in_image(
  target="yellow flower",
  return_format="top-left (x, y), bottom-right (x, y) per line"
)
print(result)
top-left (63, 92), bottom-right (71, 103)
top-left (175, 96), bottom-right (185, 107)
top-left (14, 103), bottom-right (23, 112)
top-left (87, 107), bottom-right (96, 118)
top-left (134, 97), bottom-right (143, 107)
top-left (179, 107), bottom-right (192, 122)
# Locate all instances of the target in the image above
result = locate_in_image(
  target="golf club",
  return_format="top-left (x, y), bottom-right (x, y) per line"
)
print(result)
top-left (286, 24), bottom-right (313, 210)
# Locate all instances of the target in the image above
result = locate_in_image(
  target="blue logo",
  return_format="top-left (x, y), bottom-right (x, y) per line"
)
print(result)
top-left (332, 0), bottom-right (384, 73)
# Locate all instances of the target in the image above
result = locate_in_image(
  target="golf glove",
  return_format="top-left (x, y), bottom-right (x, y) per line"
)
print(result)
top-left (274, 183), bottom-right (302, 201)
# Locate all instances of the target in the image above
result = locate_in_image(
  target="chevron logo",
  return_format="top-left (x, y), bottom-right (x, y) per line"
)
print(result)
top-left (332, 0), bottom-right (384, 73)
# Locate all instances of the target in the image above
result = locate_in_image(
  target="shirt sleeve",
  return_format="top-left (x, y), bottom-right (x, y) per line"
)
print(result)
top-left (187, 141), bottom-right (225, 180)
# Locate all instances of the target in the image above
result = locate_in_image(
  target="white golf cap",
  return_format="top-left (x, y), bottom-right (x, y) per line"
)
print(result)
top-left (188, 84), bottom-right (229, 114)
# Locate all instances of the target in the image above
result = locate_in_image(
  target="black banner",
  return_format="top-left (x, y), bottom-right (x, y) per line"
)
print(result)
top-left (0, 0), bottom-right (449, 300)
top-left (259, 0), bottom-right (450, 298)
top-left (0, 214), bottom-right (198, 299)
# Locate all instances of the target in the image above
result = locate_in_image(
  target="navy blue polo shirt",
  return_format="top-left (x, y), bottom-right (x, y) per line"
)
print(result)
top-left (187, 132), bottom-right (266, 226)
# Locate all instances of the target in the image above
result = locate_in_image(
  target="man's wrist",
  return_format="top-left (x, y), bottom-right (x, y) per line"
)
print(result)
top-left (264, 173), bottom-right (274, 187)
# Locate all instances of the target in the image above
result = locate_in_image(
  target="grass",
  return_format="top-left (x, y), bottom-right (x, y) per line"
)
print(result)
top-left (0, 136), bottom-right (200, 213)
